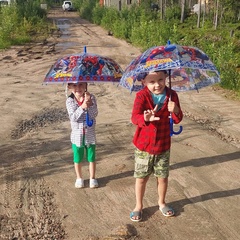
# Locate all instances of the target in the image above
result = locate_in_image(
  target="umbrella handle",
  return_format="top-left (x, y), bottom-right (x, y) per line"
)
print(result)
top-left (86, 111), bottom-right (93, 127)
top-left (170, 117), bottom-right (183, 136)
top-left (84, 86), bottom-right (93, 127)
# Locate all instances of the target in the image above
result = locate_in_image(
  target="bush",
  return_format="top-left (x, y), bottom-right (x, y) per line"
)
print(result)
top-left (0, 0), bottom-right (50, 49)
top-left (100, 7), bottom-right (119, 31)
top-left (92, 4), bottom-right (105, 25)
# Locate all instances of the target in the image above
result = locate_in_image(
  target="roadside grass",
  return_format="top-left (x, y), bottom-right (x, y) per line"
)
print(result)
top-left (0, 4), bottom-right (54, 48)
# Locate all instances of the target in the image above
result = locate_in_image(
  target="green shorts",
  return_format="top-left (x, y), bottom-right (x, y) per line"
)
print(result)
top-left (134, 148), bottom-right (170, 178)
top-left (72, 142), bottom-right (96, 164)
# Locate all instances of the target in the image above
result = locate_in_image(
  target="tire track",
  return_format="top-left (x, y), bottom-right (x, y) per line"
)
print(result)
top-left (0, 151), bottom-right (66, 239)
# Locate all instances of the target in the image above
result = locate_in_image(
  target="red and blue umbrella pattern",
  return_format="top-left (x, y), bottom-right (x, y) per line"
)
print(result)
top-left (119, 42), bottom-right (220, 92)
top-left (44, 52), bottom-right (123, 84)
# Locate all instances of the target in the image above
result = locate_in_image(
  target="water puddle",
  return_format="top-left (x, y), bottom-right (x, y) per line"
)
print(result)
top-left (56, 18), bottom-right (71, 36)
top-left (55, 18), bottom-right (80, 50)
top-left (56, 41), bottom-right (79, 50)
top-left (54, 18), bottom-right (119, 51)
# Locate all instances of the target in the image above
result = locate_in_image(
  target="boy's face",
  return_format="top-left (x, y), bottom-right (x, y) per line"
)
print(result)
top-left (68, 82), bottom-right (87, 98)
top-left (142, 71), bottom-right (167, 95)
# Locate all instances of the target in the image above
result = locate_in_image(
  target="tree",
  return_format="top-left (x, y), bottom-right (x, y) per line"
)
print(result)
top-left (159, 0), bottom-right (163, 20)
top-left (214, 0), bottom-right (219, 29)
top-left (197, 0), bottom-right (201, 28)
top-left (180, 0), bottom-right (186, 23)
top-left (202, 0), bottom-right (206, 27)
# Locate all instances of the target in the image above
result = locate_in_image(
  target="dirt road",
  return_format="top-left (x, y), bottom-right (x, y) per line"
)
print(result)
top-left (0, 7), bottom-right (240, 240)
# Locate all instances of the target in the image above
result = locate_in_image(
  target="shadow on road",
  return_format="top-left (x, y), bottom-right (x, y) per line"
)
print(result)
top-left (144, 187), bottom-right (240, 219)
top-left (170, 151), bottom-right (240, 169)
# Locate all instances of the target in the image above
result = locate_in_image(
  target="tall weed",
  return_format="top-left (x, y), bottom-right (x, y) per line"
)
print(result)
top-left (0, 6), bottom-right (23, 48)
top-left (0, 1), bottom-right (48, 49)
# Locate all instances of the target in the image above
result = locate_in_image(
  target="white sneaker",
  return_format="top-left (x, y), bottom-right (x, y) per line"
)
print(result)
top-left (75, 178), bottom-right (84, 188)
top-left (89, 179), bottom-right (99, 188)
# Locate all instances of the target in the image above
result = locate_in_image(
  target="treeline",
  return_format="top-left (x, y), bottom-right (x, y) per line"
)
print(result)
top-left (0, 0), bottom-right (52, 48)
top-left (74, 0), bottom-right (240, 93)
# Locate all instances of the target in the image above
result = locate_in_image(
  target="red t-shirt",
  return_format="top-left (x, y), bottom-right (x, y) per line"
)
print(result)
top-left (76, 97), bottom-right (84, 106)
top-left (131, 86), bottom-right (183, 155)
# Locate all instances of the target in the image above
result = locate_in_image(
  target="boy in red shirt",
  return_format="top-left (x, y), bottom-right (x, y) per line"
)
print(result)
top-left (130, 71), bottom-right (183, 222)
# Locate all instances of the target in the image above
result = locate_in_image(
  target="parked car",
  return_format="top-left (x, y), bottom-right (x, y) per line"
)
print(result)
top-left (0, 0), bottom-right (10, 6)
top-left (62, 1), bottom-right (73, 11)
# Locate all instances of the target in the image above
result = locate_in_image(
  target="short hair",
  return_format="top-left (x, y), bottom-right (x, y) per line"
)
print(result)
top-left (136, 70), bottom-right (168, 81)
top-left (136, 72), bottom-right (148, 81)
top-left (67, 82), bottom-right (87, 86)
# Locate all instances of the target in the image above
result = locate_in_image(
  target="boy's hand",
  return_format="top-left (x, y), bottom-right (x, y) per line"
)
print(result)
top-left (85, 92), bottom-right (93, 106)
top-left (81, 92), bottom-right (93, 109)
top-left (168, 101), bottom-right (179, 115)
top-left (144, 105), bottom-right (160, 122)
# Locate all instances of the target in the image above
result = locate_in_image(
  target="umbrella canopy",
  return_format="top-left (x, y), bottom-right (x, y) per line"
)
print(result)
top-left (43, 52), bottom-right (123, 84)
top-left (119, 42), bottom-right (220, 92)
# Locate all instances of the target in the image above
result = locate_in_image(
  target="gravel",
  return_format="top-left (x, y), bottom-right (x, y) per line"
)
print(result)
top-left (11, 108), bottom-right (69, 139)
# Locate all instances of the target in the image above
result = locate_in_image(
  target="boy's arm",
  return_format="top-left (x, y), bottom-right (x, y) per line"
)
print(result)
top-left (66, 97), bottom-right (85, 122)
top-left (86, 94), bottom-right (98, 119)
top-left (170, 92), bottom-right (183, 124)
top-left (131, 94), bottom-right (147, 127)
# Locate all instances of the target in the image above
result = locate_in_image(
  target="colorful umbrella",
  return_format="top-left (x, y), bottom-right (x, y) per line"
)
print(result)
top-left (119, 41), bottom-right (221, 135)
top-left (44, 47), bottom-right (123, 84)
top-left (44, 47), bottom-right (123, 126)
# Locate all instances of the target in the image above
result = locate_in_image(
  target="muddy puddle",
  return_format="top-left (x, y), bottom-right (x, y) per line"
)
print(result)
top-left (55, 18), bottom-right (119, 52)
top-left (55, 18), bottom-right (80, 51)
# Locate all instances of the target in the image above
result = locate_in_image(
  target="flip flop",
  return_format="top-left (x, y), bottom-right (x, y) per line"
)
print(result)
top-left (159, 206), bottom-right (175, 217)
top-left (130, 211), bottom-right (142, 222)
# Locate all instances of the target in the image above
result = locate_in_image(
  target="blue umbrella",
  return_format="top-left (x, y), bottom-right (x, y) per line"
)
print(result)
top-left (119, 41), bottom-right (220, 136)
top-left (44, 47), bottom-right (123, 84)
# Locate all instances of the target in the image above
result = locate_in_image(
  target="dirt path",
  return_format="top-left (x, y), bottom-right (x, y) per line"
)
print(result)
top-left (0, 7), bottom-right (240, 240)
